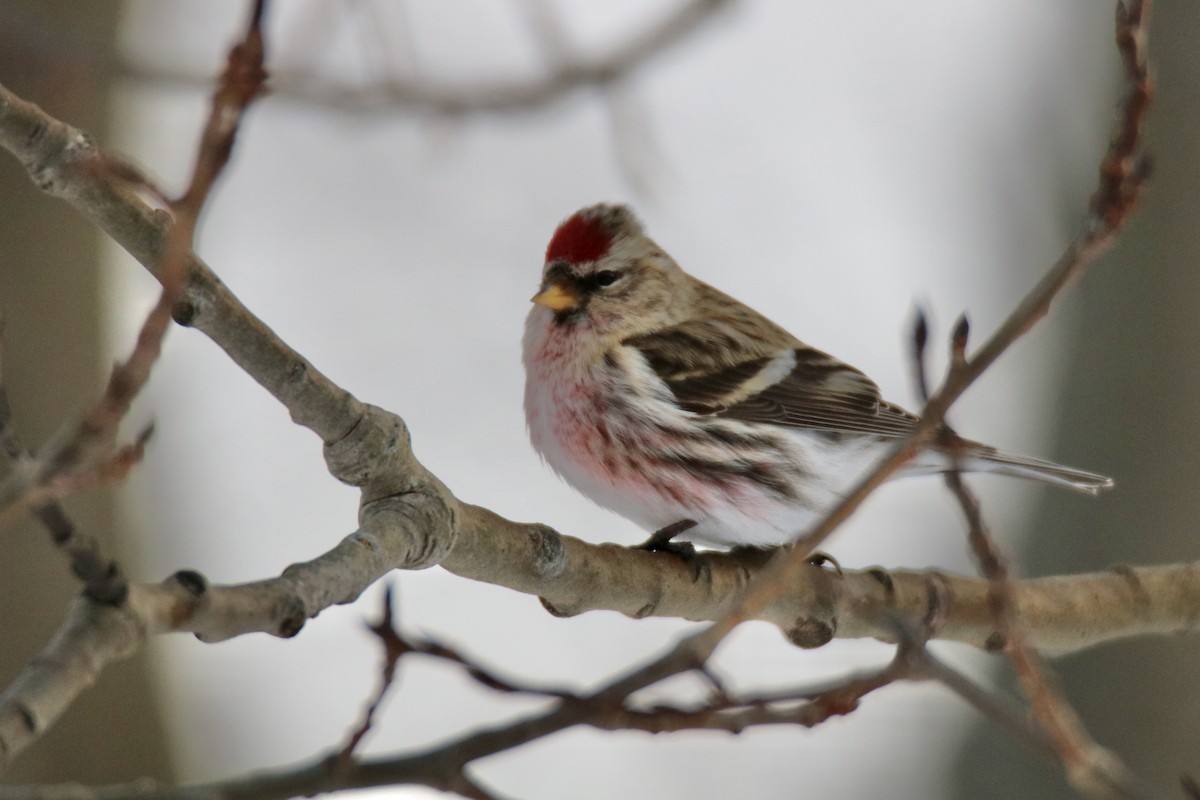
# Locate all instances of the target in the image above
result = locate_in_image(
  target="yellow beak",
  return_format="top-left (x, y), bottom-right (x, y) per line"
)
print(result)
top-left (530, 282), bottom-right (580, 312)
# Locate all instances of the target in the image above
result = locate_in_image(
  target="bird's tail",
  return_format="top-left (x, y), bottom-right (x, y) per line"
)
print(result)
top-left (966, 448), bottom-right (1113, 494)
top-left (909, 442), bottom-right (1113, 494)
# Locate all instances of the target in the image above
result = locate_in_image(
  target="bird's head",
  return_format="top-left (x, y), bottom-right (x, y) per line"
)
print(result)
top-left (531, 204), bottom-right (687, 337)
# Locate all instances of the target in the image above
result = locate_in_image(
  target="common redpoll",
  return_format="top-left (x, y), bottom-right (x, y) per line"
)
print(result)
top-left (523, 203), bottom-right (1112, 548)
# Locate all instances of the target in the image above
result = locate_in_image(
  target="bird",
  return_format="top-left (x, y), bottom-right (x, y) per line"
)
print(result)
top-left (522, 203), bottom-right (1112, 549)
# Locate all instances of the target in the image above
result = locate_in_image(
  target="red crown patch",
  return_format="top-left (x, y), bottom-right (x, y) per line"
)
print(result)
top-left (545, 213), bottom-right (612, 265)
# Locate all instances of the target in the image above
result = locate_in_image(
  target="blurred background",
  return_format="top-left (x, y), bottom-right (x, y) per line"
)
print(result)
top-left (0, 1), bottom-right (1197, 797)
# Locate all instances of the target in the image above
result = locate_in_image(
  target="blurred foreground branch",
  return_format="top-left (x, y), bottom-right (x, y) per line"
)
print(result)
top-left (2, 0), bottom-right (731, 118)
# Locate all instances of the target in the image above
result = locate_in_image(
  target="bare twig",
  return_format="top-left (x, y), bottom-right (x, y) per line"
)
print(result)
top-left (908, 8), bottom-right (1154, 788)
top-left (913, 306), bottom-right (1148, 798)
top-left (0, 320), bottom-right (127, 604)
top-left (0, 630), bottom-right (917, 800)
top-left (946, 472), bottom-right (1147, 799)
top-left (0, 0), bottom-right (271, 764)
top-left (910, 291), bottom-right (1131, 794)
top-left (910, 308), bottom-right (931, 403)
top-left (156, 0), bottom-right (729, 118)
top-left (330, 580), bottom-right (576, 769)
top-left (0, 0), bottom-right (729, 118)
top-left (915, 646), bottom-right (1056, 758)
top-left (908, 277), bottom-right (1148, 798)
top-left (0, 0), bottom-right (270, 528)
top-left (332, 585), bottom-right (406, 764)
top-left (941, 7), bottom-right (1153, 792)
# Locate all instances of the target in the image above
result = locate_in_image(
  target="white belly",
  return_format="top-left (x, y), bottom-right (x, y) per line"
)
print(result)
top-left (525, 358), bottom-right (889, 547)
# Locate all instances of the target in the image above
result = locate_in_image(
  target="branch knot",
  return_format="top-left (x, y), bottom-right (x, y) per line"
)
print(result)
top-left (359, 492), bottom-right (457, 570)
top-left (323, 405), bottom-right (412, 491)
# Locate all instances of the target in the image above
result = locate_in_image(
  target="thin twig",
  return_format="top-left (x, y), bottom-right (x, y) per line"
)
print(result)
top-left (0, 0), bottom-right (729, 118)
top-left (915, 647), bottom-right (1056, 758)
top-left (332, 584), bottom-right (406, 764)
top-left (0, 318), bottom-right (127, 604)
top-left (0, 0), bottom-right (271, 765)
top-left (912, 304), bottom-right (1148, 798)
top-left (0, 632), bottom-right (918, 800)
top-left (0, 0), bottom-right (271, 529)
top-left (946, 471), bottom-right (1147, 799)
top-left (906, 297), bottom-right (1085, 783)
top-left (932, 8), bottom-right (1154, 796)
top-left (141, 0), bottom-right (729, 118)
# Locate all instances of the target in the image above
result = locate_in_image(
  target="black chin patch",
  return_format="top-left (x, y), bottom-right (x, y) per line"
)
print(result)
top-left (552, 307), bottom-right (587, 326)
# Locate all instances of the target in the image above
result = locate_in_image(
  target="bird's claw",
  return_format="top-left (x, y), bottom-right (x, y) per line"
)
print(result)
top-left (635, 519), bottom-right (707, 581)
top-left (806, 551), bottom-right (843, 577)
top-left (638, 519), bottom-right (698, 550)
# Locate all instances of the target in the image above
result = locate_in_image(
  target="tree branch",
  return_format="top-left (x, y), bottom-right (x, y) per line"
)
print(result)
top-left (0, 0), bottom-right (269, 527)
top-left (3, 535), bottom-right (1196, 769)
top-left (111, 0), bottom-right (731, 118)
top-left (0, 323), bottom-right (127, 604)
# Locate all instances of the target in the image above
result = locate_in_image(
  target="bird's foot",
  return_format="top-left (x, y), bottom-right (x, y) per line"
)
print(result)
top-left (637, 519), bottom-right (699, 554)
top-left (635, 519), bottom-right (706, 581)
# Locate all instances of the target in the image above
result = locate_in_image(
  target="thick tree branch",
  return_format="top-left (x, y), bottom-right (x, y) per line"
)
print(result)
top-left (3, 537), bottom-right (1196, 769)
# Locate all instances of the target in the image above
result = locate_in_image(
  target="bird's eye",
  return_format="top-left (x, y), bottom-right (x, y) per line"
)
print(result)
top-left (594, 270), bottom-right (621, 288)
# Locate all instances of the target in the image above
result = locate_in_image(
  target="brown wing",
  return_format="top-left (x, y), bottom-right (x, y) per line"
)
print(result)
top-left (624, 321), bottom-right (918, 437)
